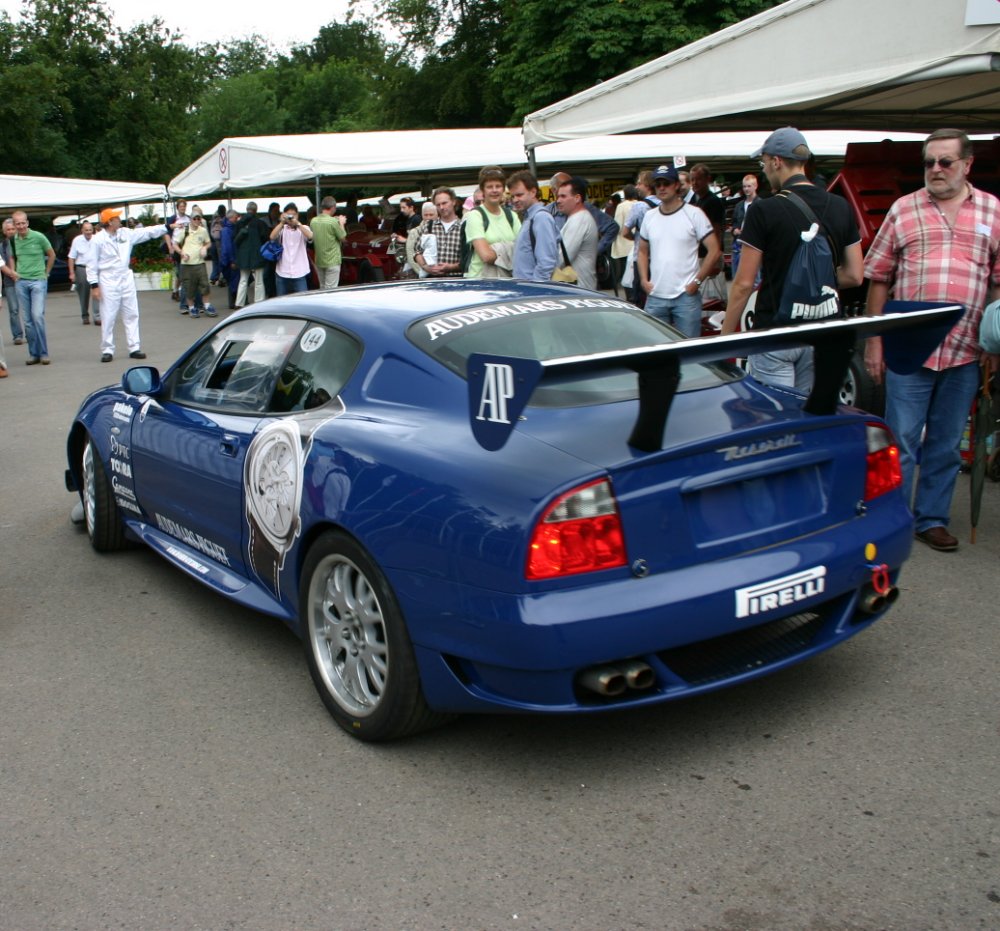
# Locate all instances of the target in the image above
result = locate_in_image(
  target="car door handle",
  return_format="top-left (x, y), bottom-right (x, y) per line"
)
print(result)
top-left (220, 434), bottom-right (240, 457)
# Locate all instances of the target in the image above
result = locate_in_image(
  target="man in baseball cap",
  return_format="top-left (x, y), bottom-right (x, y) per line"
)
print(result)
top-left (722, 127), bottom-right (863, 393)
top-left (751, 126), bottom-right (812, 162)
top-left (651, 164), bottom-right (679, 184)
top-left (88, 207), bottom-right (176, 363)
top-left (635, 163), bottom-right (721, 337)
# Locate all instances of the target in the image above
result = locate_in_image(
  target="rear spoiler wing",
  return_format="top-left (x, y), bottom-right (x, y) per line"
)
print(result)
top-left (467, 301), bottom-right (964, 452)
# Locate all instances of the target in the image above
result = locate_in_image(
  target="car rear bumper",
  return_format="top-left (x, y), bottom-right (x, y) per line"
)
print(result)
top-left (392, 507), bottom-right (913, 714)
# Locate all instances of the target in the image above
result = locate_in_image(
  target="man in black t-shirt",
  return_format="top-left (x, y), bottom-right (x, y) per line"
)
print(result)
top-left (721, 127), bottom-right (864, 394)
top-left (689, 163), bottom-right (725, 252)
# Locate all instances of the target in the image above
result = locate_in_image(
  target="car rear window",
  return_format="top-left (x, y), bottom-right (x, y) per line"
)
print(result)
top-left (407, 296), bottom-right (740, 407)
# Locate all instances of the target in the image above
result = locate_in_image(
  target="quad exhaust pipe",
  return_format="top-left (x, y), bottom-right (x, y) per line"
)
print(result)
top-left (857, 582), bottom-right (899, 615)
top-left (857, 562), bottom-right (900, 615)
top-left (577, 660), bottom-right (656, 696)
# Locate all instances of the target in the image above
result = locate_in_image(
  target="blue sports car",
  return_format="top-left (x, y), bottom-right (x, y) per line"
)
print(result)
top-left (65, 280), bottom-right (959, 740)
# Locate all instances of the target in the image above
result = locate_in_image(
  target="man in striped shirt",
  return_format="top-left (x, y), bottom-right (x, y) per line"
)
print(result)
top-left (415, 188), bottom-right (463, 277)
top-left (864, 129), bottom-right (1000, 552)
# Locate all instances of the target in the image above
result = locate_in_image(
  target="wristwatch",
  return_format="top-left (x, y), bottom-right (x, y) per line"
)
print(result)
top-left (245, 419), bottom-right (305, 595)
top-left (244, 404), bottom-right (345, 596)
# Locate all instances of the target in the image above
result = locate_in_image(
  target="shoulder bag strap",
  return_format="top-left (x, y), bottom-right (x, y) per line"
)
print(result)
top-left (558, 238), bottom-right (572, 267)
top-left (779, 189), bottom-right (840, 266)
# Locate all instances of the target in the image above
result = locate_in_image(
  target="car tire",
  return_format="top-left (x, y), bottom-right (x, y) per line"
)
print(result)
top-left (840, 353), bottom-right (885, 414)
top-left (82, 437), bottom-right (126, 552)
top-left (301, 530), bottom-right (447, 740)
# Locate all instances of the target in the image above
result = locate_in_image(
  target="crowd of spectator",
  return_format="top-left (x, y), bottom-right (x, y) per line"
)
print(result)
top-left (0, 166), bottom-right (735, 375)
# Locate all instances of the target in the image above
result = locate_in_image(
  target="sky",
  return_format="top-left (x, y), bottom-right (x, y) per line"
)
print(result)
top-left (0, 0), bottom-right (367, 50)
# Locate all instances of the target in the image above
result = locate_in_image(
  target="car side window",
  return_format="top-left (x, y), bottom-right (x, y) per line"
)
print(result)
top-left (270, 324), bottom-right (362, 413)
top-left (167, 318), bottom-right (306, 412)
top-left (166, 318), bottom-right (360, 414)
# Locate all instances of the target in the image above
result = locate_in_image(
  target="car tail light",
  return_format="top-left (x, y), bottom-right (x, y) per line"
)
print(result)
top-left (864, 423), bottom-right (902, 500)
top-left (526, 479), bottom-right (627, 580)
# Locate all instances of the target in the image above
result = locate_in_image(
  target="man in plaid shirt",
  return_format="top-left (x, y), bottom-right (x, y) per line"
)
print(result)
top-left (415, 187), bottom-right (463, 277)
top-left (864, 128), bottom-right (1000, 552)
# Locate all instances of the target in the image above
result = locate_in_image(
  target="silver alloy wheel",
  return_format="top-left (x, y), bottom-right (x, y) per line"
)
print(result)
top-left (308, 553), bottom-right (389, 716)
top-left (82, 440), bottom-right (97, 539)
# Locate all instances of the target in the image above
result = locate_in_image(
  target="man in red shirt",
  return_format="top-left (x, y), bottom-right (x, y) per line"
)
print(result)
top-left (864, 128), bottom-right (1000, 551)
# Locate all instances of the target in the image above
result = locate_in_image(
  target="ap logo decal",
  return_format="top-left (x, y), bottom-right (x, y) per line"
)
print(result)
top-left (467, 354), bottom-right (543, 450)
top-left (477, 362), bottom-right (515, 424)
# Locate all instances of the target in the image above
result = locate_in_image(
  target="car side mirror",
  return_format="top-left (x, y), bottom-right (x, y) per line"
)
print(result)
top-left (122, 365), bottom-right (162, 396)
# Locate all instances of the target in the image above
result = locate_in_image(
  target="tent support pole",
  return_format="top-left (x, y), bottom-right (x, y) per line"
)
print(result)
top-left (526, 147), bottom-right (537, 177)
top-left (315, 176), bottom-right (321, 212)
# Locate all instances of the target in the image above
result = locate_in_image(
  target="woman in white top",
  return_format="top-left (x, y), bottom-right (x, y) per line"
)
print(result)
top-left (270, 203), bottom-right (314, 295)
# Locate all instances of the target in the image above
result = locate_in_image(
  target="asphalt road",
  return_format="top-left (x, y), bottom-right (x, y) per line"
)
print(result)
top-left (1, 288), bottom-right (998, 930)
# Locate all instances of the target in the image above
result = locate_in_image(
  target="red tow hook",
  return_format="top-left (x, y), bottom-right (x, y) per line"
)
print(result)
top-left (857, 563), bottom-right (898, 615)
top-left (869, 563), bottom-right (890, 596)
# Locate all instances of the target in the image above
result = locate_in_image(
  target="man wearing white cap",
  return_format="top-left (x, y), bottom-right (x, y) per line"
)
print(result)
top-left (722, 127), bottom-right (863, 390)
top-left (87, 207), bottom-right (173, 363)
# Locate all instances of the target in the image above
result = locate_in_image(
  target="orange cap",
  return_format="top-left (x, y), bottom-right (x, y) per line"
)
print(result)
top-left (100, 207), bottom-right (123, 225)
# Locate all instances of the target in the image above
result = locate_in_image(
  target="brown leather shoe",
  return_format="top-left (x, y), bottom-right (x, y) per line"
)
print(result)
top-left (915, 526), bottom-right (958, 552)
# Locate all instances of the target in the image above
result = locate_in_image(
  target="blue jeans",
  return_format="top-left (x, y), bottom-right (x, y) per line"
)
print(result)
top-left (644, 291), bottom-right (702, 338)
top-left (276, 274), bottom-right (309, 296)
top-left (4, 285), bottom-right (22, 340)
top-left (16, 278), bottom-right (48, 359)
top-left (885, 362), bottom-right (979, 532)
top-left (749, 347), bottom-right (814, 392)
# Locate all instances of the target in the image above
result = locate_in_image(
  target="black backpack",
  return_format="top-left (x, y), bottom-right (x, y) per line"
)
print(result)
top-left (772, 190), bottom-right (841, 325)
top-left (460, 205), bottom-right (516, 274)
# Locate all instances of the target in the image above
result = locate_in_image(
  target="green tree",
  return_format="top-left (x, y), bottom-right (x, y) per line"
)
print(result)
top-left (216, 34), bottom-right (277, 78)
top-left (0, 57), bottom-right (71, 175)
top-left (267, 21), bottom-right (395, 133)
top-left (290, 21), bottom-right (387, 70)
top-left (355, 0), bottom-right (783, 126)
top-left (494, 0), bottom-right (785, 120)
top-left (102, 19), bottom-right (209, 181)
top-left (0, 0), bottom-right (114, 176)
top-left (194, 71), bottom-right (288, 152)
top-left (357, 0), bottom-right (511, 127)
top-left (285, 58), bottom-right (374, 132)
top-left (0, 1), bottom-right (209, 181)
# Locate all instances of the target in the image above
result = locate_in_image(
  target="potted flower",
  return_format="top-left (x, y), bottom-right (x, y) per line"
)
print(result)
top-left (130, 236), bottom-right (172, 291)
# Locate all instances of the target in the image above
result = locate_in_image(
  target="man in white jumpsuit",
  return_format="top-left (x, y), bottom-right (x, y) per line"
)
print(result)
top-left (88, 207), bottom-right (172, 363)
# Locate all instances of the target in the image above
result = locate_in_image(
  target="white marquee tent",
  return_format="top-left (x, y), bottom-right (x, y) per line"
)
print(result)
top-left (168, 127), bottom-right (929, 198)
top-left (522, 0), bottom-right (1000, 149)
top-left (0, 174), bottom-right (167, 215)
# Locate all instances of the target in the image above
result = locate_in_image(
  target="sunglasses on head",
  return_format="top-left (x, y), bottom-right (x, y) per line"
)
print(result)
top-left (923, 157), bottom-right (964, 170)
